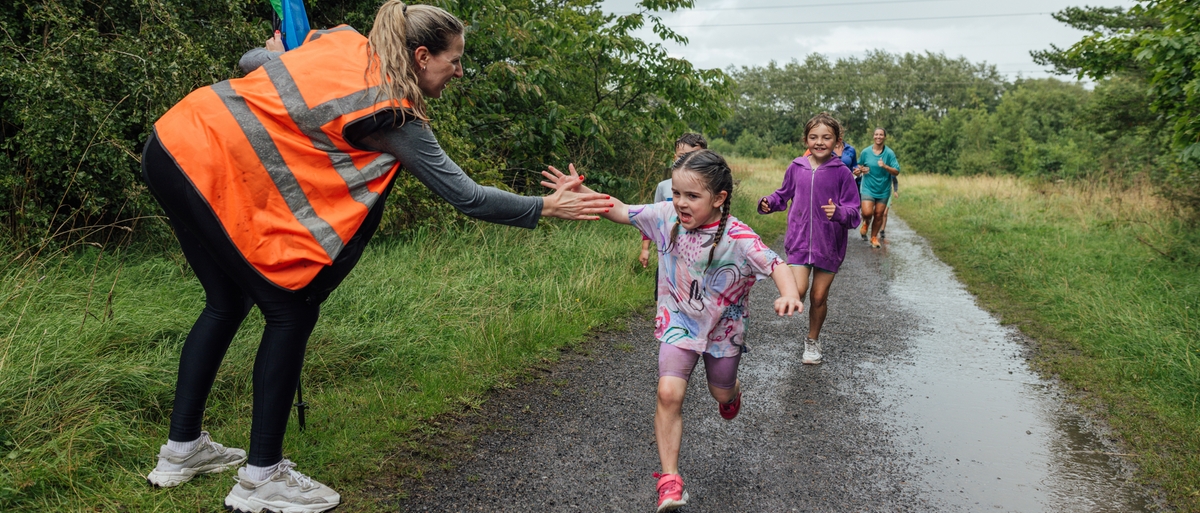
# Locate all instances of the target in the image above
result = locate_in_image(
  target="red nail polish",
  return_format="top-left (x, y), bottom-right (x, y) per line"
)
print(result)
top-left (609, 203), bottom-right (614, 207)
top-left (605, 195), bottom-right (611, 199)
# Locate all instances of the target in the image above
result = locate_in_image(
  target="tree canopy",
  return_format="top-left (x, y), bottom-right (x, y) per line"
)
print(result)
top-left (0, 0), bottom-right (730, 245)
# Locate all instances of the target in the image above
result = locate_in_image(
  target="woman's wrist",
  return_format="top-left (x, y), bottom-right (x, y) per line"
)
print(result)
top-left (540, 195), bottom-right (557, 218)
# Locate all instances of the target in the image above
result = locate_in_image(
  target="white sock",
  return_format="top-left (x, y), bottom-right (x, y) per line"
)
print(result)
top-left (166, 437), bottom-right (201, 453)
top-left (245, 462), bottom-right (281, 481)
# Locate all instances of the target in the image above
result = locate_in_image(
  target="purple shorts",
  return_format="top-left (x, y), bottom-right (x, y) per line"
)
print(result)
top-left (658, 343), bottom-right (741, 389)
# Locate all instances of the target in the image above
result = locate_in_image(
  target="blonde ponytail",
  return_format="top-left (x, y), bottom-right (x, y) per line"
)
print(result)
top-left (366, 1), bottom-right (464, 121)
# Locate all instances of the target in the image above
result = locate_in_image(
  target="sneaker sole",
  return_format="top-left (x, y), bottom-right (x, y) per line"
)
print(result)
top-left (802, 358), bottom-right (823, 365)
top-left (225, 495), bottom-right (340, 513)
top-left (147, 456), bottom-right (247, 488)
top-left (656, 491), bottom-right (689, 512)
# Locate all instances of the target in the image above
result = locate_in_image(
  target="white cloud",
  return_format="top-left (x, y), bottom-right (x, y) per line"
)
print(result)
top-left (601, 0), bottom-right (1138, 78)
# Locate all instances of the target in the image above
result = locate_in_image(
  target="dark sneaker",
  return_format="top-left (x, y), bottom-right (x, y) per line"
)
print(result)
top-left (146, 431), bottom-right (246, 488)
top-left (653, 472), bottom-right (689, 512)
top-left (719, 391), bottom-right (742, 420)
top-left (880, 229), bottom-right (886, 239)
top-left (224, 459), bottom-right (340, 513)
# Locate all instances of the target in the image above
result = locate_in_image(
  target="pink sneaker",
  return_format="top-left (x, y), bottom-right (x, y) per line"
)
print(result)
top-left (653, 472), bottom-right (689, 512)
top-left (719, 391), bottom-right (742, 420)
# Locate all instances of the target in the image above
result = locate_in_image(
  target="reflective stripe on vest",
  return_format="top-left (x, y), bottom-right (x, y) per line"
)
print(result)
top-left (155, 26), bottom-right (407, 290)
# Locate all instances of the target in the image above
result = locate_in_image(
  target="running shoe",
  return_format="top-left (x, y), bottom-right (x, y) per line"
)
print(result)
top-left (859, 223), bottom-right (868, 240)
top-left (802, 338), bottom-right (823, 365)
top-left (653, 472), bottom-right (689, 512)
top-left (225, 459), bottom-right (340, 513)
top-left (880, 229), bottom-right (886, 239)
top-left (146, 431), bottom-right (246, 488)
top-left (719, 391), bottom-right (743, 420)
top-left (870, 236), bottom-right (881, 248)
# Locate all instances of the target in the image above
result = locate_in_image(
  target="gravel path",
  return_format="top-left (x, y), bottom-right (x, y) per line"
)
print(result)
top-left (390, 216), bottom-right (1157, 512)
top-left (393, 229), bottom-right (936, 512)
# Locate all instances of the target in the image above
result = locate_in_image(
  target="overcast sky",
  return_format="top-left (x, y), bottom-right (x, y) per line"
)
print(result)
top-left (597, 0), bottom-right (1137, 80)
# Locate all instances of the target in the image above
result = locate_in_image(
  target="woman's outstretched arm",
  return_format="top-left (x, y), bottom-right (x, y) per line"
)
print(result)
top-left (359, 121), bottom-right (610, 226)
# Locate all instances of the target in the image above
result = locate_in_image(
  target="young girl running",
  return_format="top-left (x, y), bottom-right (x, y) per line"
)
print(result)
top-left (547, 150), bottom-right (803, 512)
top-left (855, 127), bottom-right (900, 248)
top-left (758, 113), bottom-right (861, 365)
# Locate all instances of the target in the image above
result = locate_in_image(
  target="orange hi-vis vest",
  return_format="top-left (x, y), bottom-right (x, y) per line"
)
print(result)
top-left (155, 26), bottom-right (409, 290)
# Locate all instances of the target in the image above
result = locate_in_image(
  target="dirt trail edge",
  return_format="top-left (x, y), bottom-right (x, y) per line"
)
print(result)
top-left (389, 217), bottom-right (1155, 513)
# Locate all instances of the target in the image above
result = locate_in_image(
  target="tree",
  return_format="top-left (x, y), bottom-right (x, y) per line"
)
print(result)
top-left (1032, 0), bottom-right (1200, 207)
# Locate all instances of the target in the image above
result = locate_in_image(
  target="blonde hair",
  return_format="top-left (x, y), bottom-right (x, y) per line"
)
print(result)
top-left (367, 1), bottom-right (464, 121)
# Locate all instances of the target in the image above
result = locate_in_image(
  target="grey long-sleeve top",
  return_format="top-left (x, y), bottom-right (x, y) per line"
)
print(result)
top-left (237, 48), bottom-right (543, 229)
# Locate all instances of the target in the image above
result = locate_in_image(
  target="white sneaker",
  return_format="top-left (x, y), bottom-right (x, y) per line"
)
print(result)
top-left (224, 459), bottom-right (340, 513)
top-left (802, 338), bottom-right (823, 365)
top-left (147, 431), bottom-right (246, 488)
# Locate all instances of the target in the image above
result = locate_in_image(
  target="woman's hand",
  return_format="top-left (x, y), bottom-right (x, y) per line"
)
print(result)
top-left (540, 164), bottom-right (611, 220)
top-left (821, 198), bottom-right (836, 219)
top-left (774, 295), bottom-right (803, 316)
top-left (541, 186), bottom-right (611, 221)
top-left (266, 30), bottom-right (284, 52)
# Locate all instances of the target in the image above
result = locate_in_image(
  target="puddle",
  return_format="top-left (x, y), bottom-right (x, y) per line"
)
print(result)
top-left (873, 217), bottom-right (1153, 512)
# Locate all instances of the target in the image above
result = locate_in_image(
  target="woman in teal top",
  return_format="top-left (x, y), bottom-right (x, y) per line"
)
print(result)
top-left (855, 128), bottom-right (900, 247)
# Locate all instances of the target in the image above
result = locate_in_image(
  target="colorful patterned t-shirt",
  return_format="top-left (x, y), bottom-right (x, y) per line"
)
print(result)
top-left (630, 201), bottom-right (784, 357)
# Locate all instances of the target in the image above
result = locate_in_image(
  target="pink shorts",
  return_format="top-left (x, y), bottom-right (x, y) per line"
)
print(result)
top-left (658, 343), bottom-right (741, 389)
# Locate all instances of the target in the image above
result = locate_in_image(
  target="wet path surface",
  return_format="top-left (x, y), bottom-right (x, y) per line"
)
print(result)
top-left (392, 217), bottom-right (1154, 512)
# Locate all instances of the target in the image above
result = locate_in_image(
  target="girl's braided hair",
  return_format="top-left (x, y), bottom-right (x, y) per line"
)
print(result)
top-left (667, 149), bottom-right (734, 270)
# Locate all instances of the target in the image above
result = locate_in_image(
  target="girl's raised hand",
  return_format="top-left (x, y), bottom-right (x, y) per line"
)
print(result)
top-left (821, 198), bottom-right (836, 219)
top-left (774, 296), bottom-right (804, 316)
top-left (541, 164), bottom-right (587, 193)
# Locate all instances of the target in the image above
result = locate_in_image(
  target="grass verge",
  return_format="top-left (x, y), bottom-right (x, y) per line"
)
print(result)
top-left (0, 157), bottom-right (789, 512)
top-left (898, 174), bottom-right (1200, 511)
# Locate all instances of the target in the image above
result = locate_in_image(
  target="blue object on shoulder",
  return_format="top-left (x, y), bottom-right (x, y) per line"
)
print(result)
top-left (281, 0), bottom-right (311, 50)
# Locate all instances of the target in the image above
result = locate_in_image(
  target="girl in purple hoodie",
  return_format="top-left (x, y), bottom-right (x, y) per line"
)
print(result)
top-left (758, 113), bottom-right (861, 365)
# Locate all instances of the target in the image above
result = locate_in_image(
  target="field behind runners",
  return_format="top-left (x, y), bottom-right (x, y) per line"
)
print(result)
top-left (0, 159), bottom-right (788, 512)
top-left (898, 173), bottom-right (1200, 511)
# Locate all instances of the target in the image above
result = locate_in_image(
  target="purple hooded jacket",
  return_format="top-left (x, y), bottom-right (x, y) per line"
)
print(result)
top-left (758, 155), bottom-right (862, 273)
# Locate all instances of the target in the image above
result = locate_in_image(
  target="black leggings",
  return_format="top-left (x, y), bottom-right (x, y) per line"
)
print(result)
top-left (141, 132), bottom-right (391, 466)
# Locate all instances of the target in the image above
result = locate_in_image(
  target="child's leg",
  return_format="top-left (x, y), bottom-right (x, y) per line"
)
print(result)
top-left (656, 343), bottom-right (700, 474)
top-left (807, 270), bottom-right (837, 340)
top-left (703, 352), bottom-right (742, 405)
top-left (878, 202), bottom-right (890, 234)
top-left (790, 265), bottom-right (812, 303)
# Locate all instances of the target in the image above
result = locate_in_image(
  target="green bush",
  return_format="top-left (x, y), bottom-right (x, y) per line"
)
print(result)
top-left (0, 0), bottom-right (731, 245)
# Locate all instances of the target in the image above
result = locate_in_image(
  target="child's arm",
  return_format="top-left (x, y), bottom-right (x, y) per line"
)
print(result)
top-left (770, 265), bottom-right (804, 316)
top-left (543, 164), bottom-right (629, 224)
top-left (640, 239), bottom-right (652, 268)
top-left (759, 162), bottom-right (798, 214)
top-left (828, 173), bottom-right (864, 230)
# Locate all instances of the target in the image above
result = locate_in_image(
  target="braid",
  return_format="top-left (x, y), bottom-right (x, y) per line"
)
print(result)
top-left (706, 203), bottom-right (731, 270)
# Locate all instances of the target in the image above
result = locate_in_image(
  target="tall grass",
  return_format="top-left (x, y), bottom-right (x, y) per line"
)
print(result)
top-left (0, 157), bottom-right (791, 511)
top-left (0, 220), bottom-right (651, 511)
top-left (899, 174), bottom-right (1200, 511)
